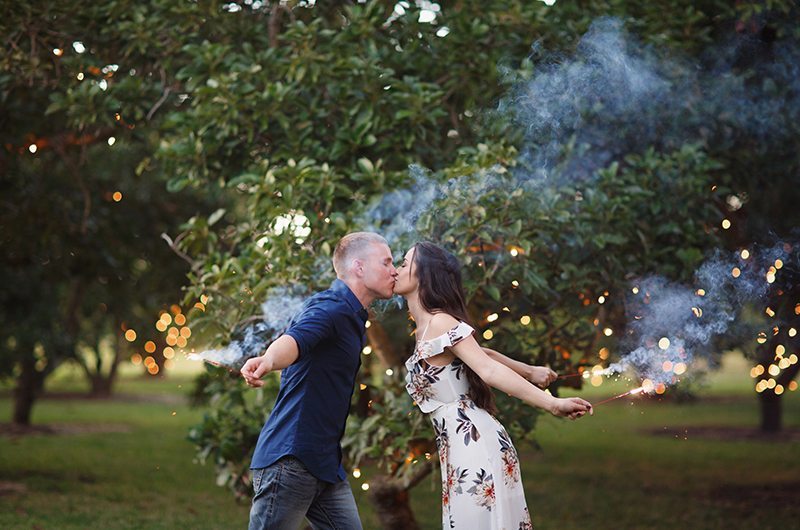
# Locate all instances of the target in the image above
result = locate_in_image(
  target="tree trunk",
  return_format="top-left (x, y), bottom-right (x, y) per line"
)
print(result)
top-left (758, 390), bottom-right (782, 433)
top-left (13, 356), bottom-right (46, 425)
top-left (368, 475), bottom-right (421, 530)
top-left (89, 374), bottom-right (114, 398)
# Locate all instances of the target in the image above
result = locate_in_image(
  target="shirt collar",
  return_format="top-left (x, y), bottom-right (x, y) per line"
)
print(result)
top-left (331, 279), bottom-right (368, 318)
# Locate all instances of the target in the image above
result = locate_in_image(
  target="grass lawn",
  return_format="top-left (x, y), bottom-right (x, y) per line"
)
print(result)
top-left (1, 353), bottom-right (798, 529)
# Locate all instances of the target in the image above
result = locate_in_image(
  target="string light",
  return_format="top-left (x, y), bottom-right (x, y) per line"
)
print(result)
top-left (487, 313), bottom-right (498, 322)
top-left (721, 219), bottom-right (731, 229)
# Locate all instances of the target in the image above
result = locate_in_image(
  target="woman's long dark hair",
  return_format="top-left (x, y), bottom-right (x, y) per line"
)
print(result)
top-left (412, 242), bottom-right (498, 415)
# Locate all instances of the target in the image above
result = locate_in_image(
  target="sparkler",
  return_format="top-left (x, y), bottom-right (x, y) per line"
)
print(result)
top-left (186, 353), bottom-right (237, 373)
top-left (593, 386), bottom-right (646, 406)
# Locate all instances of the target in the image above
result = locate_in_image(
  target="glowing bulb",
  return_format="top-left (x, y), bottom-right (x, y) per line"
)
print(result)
top-left (696, 289), bottom-right (705, 296)
top-left (673, 362), bottom-right (687, 375)
top-left (731, 267), bottom-right (741, 278)
top-left (72, 41), bottom-right (86, 54)
top-left (361, 483), bottom-right (369, 491)
top-left (520, 315), bottom-right (531, 326)
top-left (775, 345), bottom-right (786, 357)
top-left (692, 307), bottom-right (703, 318)
top-left (768, 364), bottom-right (780, 377)
top-left (775, 259), bottom-right (783, 269)
top-left (658, 337), bottom-right (670, 350)
top-left (359, 384), bottom-right (367, 390)
top-left (365, 320), bottom-right (371, 328)
top-left (483, 329), bottom-right (494, 340)
top-left (53, 48), bottom-right (63, 56)
top-left (511, 280), bottom-right (519, 287)
top-left (598, 296), bottom-right (605, 304)
top-left (28, 144), bottom-right (38, 153)
top-left (125, 329), bottom-right (137, 342)
top-left (112, 191), bottom-right (122, 202)
top-left (789, 381), bottom-right (798, 391)
top-left (765, 307), bottom-right (775, 318)
top-left (662, 361), bottom-right (674, 372)
top-left (175, 314), bottom-right (187, 326)
top-left (352, 468), bottom-right (361, 478)
top-left (144, 341), bottom-right (156, 353)
top-left (487, 313), bottom-right (498, 323)
top-left (740, 249), bottom-right (750, 259)
top-left (721, 219), bottom-right (731, 229)
top-left (509, 248), bottom-right (519, 257)
top-left (362, 346), bottom-right (372, 355)
top-left (632, 287), bottom-right (639, 294)
top-left (77, 72), bottom-right (84, 80)
top-left (789, 328), bottom-right (797, 337)
top-left (603, 328), bottom-right (613, 337)
top-left (775, 385), bottom-right (784, 395)
top-left (107, 136), bottom-right (116, 146)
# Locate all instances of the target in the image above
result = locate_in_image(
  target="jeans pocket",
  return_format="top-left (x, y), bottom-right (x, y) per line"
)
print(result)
top-left (251, 468), bottom-right (265, 495)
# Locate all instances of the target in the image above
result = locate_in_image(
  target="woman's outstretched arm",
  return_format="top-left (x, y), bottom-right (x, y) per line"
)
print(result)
top-left (482, 347), bottom-right (557, 388)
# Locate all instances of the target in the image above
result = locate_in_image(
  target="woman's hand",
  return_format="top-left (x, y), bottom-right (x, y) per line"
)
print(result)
top-left (526, 366), bottom-right (558, 388)
top-left (550, 397), bottom-right (593, 419)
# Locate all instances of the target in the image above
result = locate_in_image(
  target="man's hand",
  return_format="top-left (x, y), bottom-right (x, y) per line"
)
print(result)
top-left (527, 366), bottom-right (558, 388)
top-left (241, 355), bottom-right (274, 388)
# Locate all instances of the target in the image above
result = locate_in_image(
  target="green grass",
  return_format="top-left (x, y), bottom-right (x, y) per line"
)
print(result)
top-left (1, 353), bottom-right (798, 529)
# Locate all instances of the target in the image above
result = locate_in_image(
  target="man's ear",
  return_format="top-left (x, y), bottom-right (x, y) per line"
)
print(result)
top-left (352, 258), bottom-right (364, 277)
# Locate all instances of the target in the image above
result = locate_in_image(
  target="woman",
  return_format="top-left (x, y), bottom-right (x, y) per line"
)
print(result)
top-left (394, 242), bottom-right (592, 530)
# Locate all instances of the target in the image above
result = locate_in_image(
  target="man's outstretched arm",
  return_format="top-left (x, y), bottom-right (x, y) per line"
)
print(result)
top-left (240, 335), bottom-right (300, 387)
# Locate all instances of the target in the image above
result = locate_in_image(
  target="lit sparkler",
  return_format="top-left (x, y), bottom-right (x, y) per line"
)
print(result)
top-left (186, 353), bottom-right (237, 373)
top-left (593, 386), bottom-right (646, 406)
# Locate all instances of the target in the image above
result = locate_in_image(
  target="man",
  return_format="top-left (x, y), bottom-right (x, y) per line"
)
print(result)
top-left (241, 232), bottom-right (397, 530)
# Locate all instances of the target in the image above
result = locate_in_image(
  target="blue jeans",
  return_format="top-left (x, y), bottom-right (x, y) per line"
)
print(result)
top-left (248, 456), bottom-right (363, 530)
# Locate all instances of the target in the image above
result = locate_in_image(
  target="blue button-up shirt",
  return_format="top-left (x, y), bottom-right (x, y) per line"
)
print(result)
top-left (250, 279), bottom-right (367, 483)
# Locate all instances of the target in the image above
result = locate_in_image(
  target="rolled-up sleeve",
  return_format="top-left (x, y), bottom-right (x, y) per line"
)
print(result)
top-left (285, 306), bottom-right (335, 357)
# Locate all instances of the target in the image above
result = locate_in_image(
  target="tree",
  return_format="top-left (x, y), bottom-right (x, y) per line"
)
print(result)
top-left (0, 1), bottom-right (217, 421)
top-left (157, 2), bottom-right (790, 527)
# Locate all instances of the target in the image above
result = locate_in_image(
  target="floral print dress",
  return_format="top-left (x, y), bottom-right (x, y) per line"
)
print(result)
top-left (405, 322), bottom-right (533, 530)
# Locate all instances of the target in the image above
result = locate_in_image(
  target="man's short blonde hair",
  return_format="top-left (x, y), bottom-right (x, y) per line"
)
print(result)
top-left (333, 232), bottom-right (388, 277)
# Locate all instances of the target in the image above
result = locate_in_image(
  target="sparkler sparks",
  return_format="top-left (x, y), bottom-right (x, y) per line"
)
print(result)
top-left (594, 386), bottom-right (646, 406)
